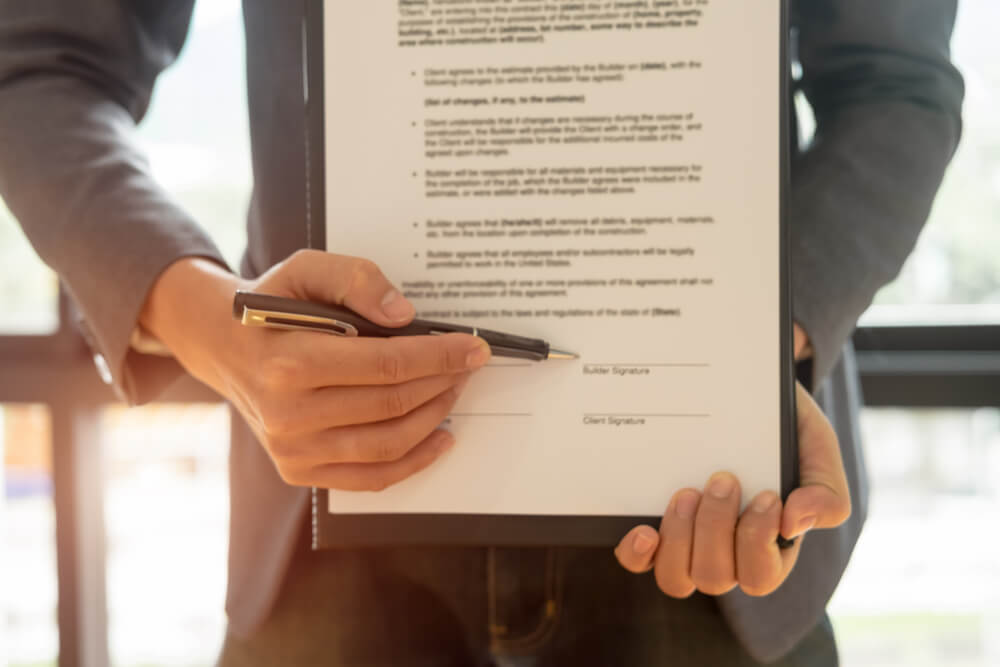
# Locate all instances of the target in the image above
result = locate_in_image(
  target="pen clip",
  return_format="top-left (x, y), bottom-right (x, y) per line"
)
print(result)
top-left (241, 306), bottom-right (360, 337)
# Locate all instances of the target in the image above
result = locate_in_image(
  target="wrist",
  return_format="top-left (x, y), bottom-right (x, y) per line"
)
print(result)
top-left (139, 257), bottom-right (244, 387)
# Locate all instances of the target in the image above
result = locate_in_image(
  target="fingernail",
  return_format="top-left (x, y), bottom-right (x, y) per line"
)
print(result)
top-left (632, 531), bottom-right (655, 555)
top-left (381, 289), bottom-right (415, 322)
top-left (707, 473), bottom-right (736, 500)
top-left (792, 515), bottom-right (816, 538)
top-left (675, 490), bottom-right (700, 520)
top-left (465, 339), bottom-right (491, 369)
top-left (752, 492), bottom-right (778, 514)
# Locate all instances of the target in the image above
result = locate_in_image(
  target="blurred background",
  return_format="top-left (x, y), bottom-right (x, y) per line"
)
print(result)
top-left (2, 1), bottom-right (999, 665)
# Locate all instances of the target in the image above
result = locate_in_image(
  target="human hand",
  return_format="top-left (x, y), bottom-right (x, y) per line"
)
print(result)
top-left (139, 251), bottom-right (491, 491)
top-left (613, 382), bottom-right (851, 597)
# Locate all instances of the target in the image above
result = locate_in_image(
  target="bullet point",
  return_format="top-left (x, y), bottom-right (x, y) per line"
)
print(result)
top-left (414, 253), bottom-right (419, 258)
top-left (412, 172), bottom-right (418, 177)
top-left (413, 222), bottom-right (419, 227)
top-left (412, 121), bottom-right (417, 127)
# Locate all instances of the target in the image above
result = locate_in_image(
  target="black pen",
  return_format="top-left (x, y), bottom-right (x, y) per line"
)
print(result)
top-left (233, 291), bottom-right (578, 362)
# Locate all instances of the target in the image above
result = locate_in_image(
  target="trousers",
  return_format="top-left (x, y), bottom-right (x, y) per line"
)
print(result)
top-left (217, 525), bottom-right (838, 666)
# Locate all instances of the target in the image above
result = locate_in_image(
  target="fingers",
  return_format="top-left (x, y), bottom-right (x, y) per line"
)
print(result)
top-left (241, 251), bottom-right (498, 492)
top-left (255, 250), bottom-right (492, 388)
top-left (614, 525), bottom-right (659, 573)
top-left (322, 372), bottom-right (469, 429)
top-left (618, 479), bottom-right (803, 599)
top-left (781, 483), bottom-right (848, 540)
top-left (272, 386), bottom-right (463, 486)
top-left (312, 378), bottom-right (464, 463)
top-left (259, 373), bottom-right (468, 437)
top-left (735, 491), bottom-right (791, 596)
top-left (690, 473), bottom-right (741, 596)
top-left (263, 372), bottom-right (469, 490)
top-left (269, 331), bottom-right (491, 388)
top-left (653, 489), bottom-right (701, 597)
top-left (308, 429), bottom-right (456, 491)
top-left (618, 385), bottom-right (851, 599)
top-left (784, 383), bottom-right (852, 539)
top-left (283, 250), bottom-right (416, 327)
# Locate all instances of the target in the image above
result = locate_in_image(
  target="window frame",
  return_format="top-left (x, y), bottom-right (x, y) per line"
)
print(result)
top-left (854, 324), bottom-right (1000, 407)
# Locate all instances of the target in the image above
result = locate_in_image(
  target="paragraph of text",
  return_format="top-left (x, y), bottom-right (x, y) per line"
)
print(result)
top-left (399, 0), bottom-right (710, 47)
top-left (420, 163), bottom-right (703, 198)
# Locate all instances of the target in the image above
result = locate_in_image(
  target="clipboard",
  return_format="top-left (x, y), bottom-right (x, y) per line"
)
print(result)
top-left (302, 0), bottom-right (797, 548)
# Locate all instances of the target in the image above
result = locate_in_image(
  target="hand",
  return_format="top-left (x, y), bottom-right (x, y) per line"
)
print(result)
top-left (613, 382), bottom-right (851, 597)
top-left (139, 251), bottom-right (491, 491)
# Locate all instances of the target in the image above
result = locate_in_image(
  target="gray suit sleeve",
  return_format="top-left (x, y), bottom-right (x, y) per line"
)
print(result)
top-left (0, 0), bottom-right (227, 403)
top-left (791, 0), bottom-right (964, 385)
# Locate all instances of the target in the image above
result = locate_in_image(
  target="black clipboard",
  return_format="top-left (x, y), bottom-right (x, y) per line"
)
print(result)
top-left (302, 0), bottom-right (797, 549)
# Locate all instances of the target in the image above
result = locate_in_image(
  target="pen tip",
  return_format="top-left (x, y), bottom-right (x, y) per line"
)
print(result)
top-left (547, 348), bottom-right (579, 360)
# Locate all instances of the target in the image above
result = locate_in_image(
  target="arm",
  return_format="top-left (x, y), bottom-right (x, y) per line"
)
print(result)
top-left (791, 0), bottom-right (965, 385)
top-left (0, 2), bottom-right (490, 491)
top-left (0, 0), bottom-right (224, 403)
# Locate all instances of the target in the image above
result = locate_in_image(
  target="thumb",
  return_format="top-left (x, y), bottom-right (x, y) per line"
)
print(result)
top-left (781, 383), bottom-right (852, 540)
top-left (614, 525), bottom-right (659, 573)
top-left (275, 249), bottom-right (416, 328)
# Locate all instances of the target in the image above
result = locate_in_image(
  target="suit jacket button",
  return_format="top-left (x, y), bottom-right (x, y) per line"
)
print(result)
top-left (92, 352), bottom-right (113, 385)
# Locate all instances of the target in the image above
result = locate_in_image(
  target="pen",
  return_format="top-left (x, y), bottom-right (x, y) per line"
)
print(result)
top-left (232, 291), bottom-right (579, 362)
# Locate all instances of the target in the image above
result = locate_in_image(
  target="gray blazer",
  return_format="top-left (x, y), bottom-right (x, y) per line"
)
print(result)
top-left (0, 0), bottom-right (963, 661)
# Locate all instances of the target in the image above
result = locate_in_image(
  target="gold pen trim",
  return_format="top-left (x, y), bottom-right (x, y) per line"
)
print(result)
top-left (240, 307), bottom-right (360, 337)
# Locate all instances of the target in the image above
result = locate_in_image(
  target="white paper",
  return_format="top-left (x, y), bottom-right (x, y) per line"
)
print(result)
top-left (323, 1), bottom-right (782, 516)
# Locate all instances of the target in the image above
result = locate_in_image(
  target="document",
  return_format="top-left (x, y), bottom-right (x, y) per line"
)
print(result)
top-left (319, 1), bottom-right (787, 520)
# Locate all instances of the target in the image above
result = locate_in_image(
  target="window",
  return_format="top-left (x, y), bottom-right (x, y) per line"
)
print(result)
top-left (2, 404), bottom-right (57, 667)
top-left (863, 1), bottom-right (1000, 325)
top-left (0, 205), bottom-right (59, 335)
top-left (136, 0), bottom-right (251, 270)
top-left (102, 404), bottom-right (229, 666)
top-left (831, 408), bottom-right (1000, 667)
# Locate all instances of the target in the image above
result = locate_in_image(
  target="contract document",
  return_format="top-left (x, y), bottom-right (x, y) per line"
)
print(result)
top-left (306, 0), bottom-right (795, 546)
